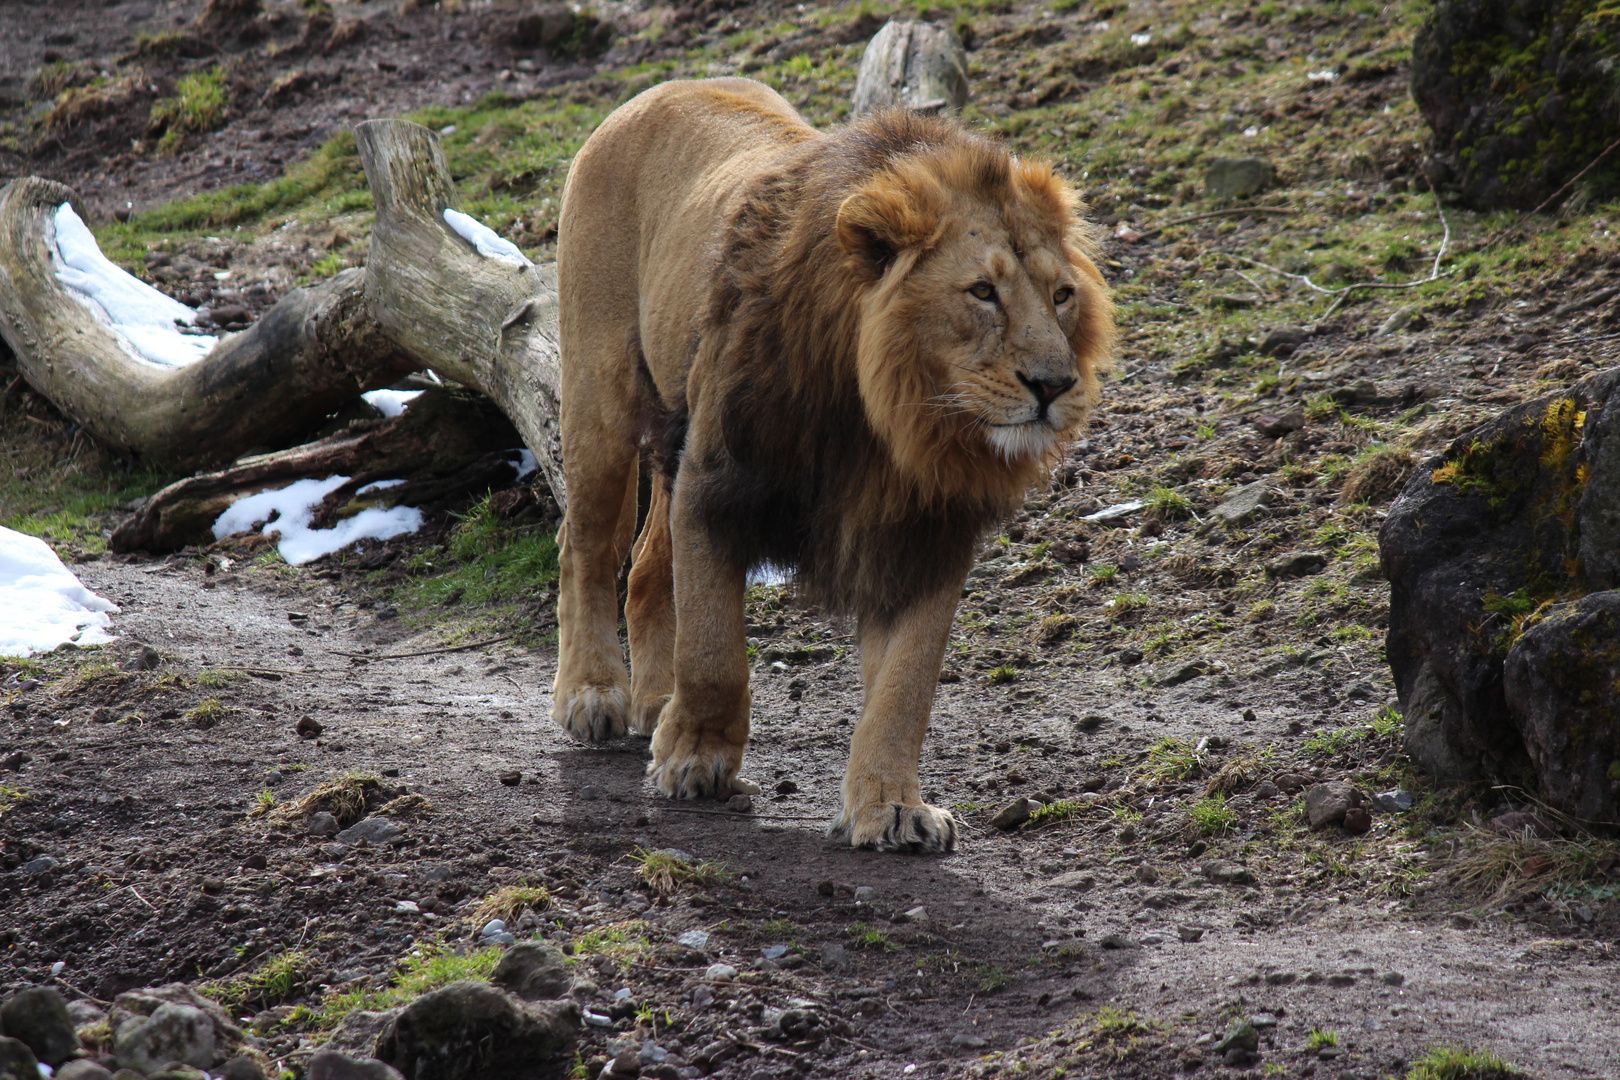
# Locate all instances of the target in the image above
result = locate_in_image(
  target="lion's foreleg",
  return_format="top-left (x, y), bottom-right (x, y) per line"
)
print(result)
top-left (829, 584), bottom-right (962, 853)
top-left (552, 447), bottom-right (639, 742)
top-left (646, 475), bottom-right (753, 798)
top-left (627, 482), bottom-right (676, 735)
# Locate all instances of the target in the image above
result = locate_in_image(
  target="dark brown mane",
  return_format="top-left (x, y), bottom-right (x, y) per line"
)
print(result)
top-left (668, 110), bottom-right (1077, 625)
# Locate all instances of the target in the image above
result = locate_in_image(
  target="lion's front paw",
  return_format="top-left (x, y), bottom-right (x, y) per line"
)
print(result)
top-left (828, 801), bottom-right (959, 853)
top-left (648, 732), bottom-right (745, 799)
top-left (555, 685), bottom-right (628, 742)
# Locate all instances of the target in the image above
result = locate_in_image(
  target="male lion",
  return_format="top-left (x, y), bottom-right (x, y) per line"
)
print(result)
top-left (553, 78), bottom-right (1114, 852)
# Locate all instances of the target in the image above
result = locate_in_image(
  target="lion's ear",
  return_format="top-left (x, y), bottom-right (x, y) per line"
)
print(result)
top-left (836, 176), bottom-right (940, 274)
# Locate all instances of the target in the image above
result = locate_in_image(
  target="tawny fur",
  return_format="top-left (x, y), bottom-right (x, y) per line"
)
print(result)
top-left (552, 78), bottom-right (1114, 852)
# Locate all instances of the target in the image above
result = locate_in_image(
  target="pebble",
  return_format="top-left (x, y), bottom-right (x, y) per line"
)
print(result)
top-left (497, 770), bottom-right (522, 786)
top-left (704, 963), bottom-right (737, 983)
top-left (307, 812), bottom-right (340, 837)
top-left (1177, 925), bottom-right (1206, 943)
top-left (853, 886), bottom-right (877, 903)
top-left (1139, 933), bottom-right (1165, 945)
top-left (22, 856), bottom-right (60, 874)
top-left (819, 943), bottom-right (849, 969)
top-left (725, 794), bottom-right (753, 813)
top-left (1249, 1012), bottom-right (1278, 1030)
top-left (1305, 781), bottom-right (1361, 829)
top-left (677, 930), bottom-right (711, 952)
top-left (582, 1009), bottom-right (611, 1027)
top-left (1342, 807), bottom-right (1373, 834)
top-left (760, 945), bottom-right (789, 960)
top-left (336, 817), bottom-right (402, 845)
top-left (1134, 864), bottom-right (1159, 885)
top-left (949, 1033), bottom-right (987, 1049)
top-left (1372, 789), bottom-right (1414, 812)
top-left (1212, 1021), bottom-right (1259, 1054)
top-left (899, 905), bottom-right (929, 924)
top-left (989, 797), bottom-right (1035, 830)
top-left (0, 750), bottom-right (29, 771)
top-left (295, 716), bottom-right (323, 739)
top-left (394, 900), bottom-right (420, 914)
top-left (774, 780), bottom-right (799, 795)
top-left (1200, 860), bottom-right (1254, 885)
top-left (1382, 971), bottom-right (1405, 986)
top-left (0, 987), bottom-right (78, 1066)
top-left (1098, 933), bottom-right (1135, 949)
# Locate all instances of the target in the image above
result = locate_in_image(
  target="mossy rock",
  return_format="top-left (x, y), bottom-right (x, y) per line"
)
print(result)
top-left (1380, 366), bottom-right (1620, 814)
top-left (1411, 0), bottom-right (1620, 210)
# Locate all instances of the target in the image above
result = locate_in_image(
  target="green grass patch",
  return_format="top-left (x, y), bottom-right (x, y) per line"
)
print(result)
top-left (319, 941), bottom-right (504, 1030)
top-left (398, 493), bottom-right (559, 612)
top-left (209, 949), bottom-right (313, 1011)
top-left (195, 668), bottom-right (244, 689)
top-left (1147, 737), bottom-right (1199, 781)
top-left (1189, 793), bottom-right (1236, 836)
top-left (573, 920), bottom-right (655, 965)
top-left (1404, 1046), bottom-right (1524, 1080)
top-left (149, 68), bottom-right (230, 152)
top-left (1306, 1028), bottom-right (1339, 1050)
top-left (0, 786), bottom-right (29, 816)
top-left (1028, 799), bottom-right (1085, 826)
top-left (846, 922), bottom-right (898, 950)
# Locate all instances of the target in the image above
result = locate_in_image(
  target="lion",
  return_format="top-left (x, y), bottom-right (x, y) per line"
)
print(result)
top-left (552, 78), bottom-right (1114, 852)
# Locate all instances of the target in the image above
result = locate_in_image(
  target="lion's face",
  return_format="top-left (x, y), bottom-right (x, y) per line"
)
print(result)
top-left (836, 150), bottom-right (1114, 493)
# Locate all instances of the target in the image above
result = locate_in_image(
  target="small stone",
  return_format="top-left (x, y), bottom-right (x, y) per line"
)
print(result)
top-left (481, 919), bottom-right (507, 936)
top-left (337, 817), bottom-right (402, 845)
top-left (1205, 155), bottom-right (1274, 199)
top-left (1450, 913), bottom-right (1475, 930)
top-left (0, 987), bottom-right (78, 1066)
top-left (307, 812), bottom-right (341, 837)
top-left (1117, 824), bottom-right (1139, 844)
top-left (581, 1009), bottom-right (610, 1027)
top-left (1382, 971), bottom-right (1405, 986)
top-left (607, 1048), bottom-right (641, 1077)
top-left (1252, 409), bottom-right (1306, 438)
top-left (816, 879), bottom-right (835, 896)
top-left (725, 793), bottom-right (753, 813)
top-left (774, 779), bottom-right (799, 795)
top-left (1265, 551), bottom-right (1328, 579)
top-left (22, 855), bottom-right (60, 874)
top-left (1134, 864), bottom-right (1160, 885)
top-left (1223, 1048), bottom-right (1260, 1067)
top-left (853, 886), bottom-right (877, 903)
top-left (1259, 326), bottom-right (1310, 356)
top-left (145, 1066), bottom-right (211, 1080)
top-left (950, 1033), bottom-right (988, 1049)
top-left (1098, 933), bottom-right (1135, 949)
top-left (1249, 1012), bottom-right (1278, 1030)
top-left (114, 1002), bottom-right (216, 1073)
top-left (1177, 925), bottom-right (1205, 943)
top-left (704, 963), bottom-right (737, 982)
top-left (56, 1062), bottom-right (118, 1080)
top-left (677, 930), bottom-right (711, 952)
top-left (295, 716), bottom-right (323, 739)
top-left (308, 1050), bottom-right (404, 1080)
top-left (1253, 780), bottom-right (1280, 800)
top-left (989, 797), bottom-right (1035, 830)
top-left (1200, 860), bottom-right (1255, 886)
top-left (0, 750), bottom-right (29, 772)
top-left (1212, 1021), bottom-right (1260, 1054)
top-left (120, 645), bottom-right (162, 672)
top-left (1209, 481), bottom-right (1272, 527)
top-left (1371, 789), bottom-right (1414, 812)
top-left (1342, 807), bottom-right (1373, 834)
top-left (0, 1037), bottom-right (39, 1079)
top-left (760, 945), bottom-right (789, 960)
top-left (218, 1058), bottom-right (269, 1080)
top-left (1139, 933), bottom-right (1165, 945)
top-left (899, 905), bottom-right (929, 924)
top-left (818, 943), bottom-right (850, 970)
top-left (1487, 811), bottom-right (1559, 839)
top-left (497, 770), bottom-right (522, 786)
top-left (1306, 781), bottom-right (1363, 829)
top-left (490, 943), bottom-right (570, 1000)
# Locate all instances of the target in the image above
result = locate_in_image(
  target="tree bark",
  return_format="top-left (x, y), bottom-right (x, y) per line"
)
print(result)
top-left (0, 176), bottom-right (419, 469)
top-left (354, 119), bottom-right (567, 511)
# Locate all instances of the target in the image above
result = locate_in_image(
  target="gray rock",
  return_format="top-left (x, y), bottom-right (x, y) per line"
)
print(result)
top-left (1098, 933), bottom-right (1135, 949)
top-left (65, 1000), bottom-right (106, 1027)
top-left (1371, 789), bottom-right (1413, 812)
top-left (307, 811), bottom-right (341, 837)
top-left (1151, 660), bottom-right (1211, 687)
top-left (1487, 810), bottom-right (1559, 839)
top-left (1375, 306), bottom-right (1420, 337)
top-left (851, 21), bottom-right (969, 116)
top-left (1265, 550), bottom-right (1328, 579)
top-left (1081, 500), bottom-right (1147, 523)
top-left (1306, 781), bottom-right (1363, 829)
top-left (489, 943), bottom-right (570, 1001)
top-left (676, 930), bottom-right (710, 952)
top-left (1249, 1012), bottom-right (1278, 1030)
top-left (324, 1009), bottom-right (401, 1056)
top-left (950, 1032), bottom-right (988, 1049)
top-left (1204, 156), bottom-right (1274, 199)
top-left (145, 1066), bottom-right (209, 1080)
top-left (1224, 1048), bottom-right (1260, 1067)
top-left (1503, 592), bottom-right (1620, 821)
top-left (1200, 860), bottom-right (1255, 885)
top-left (818, 943), bottom-right (850, 970)
top-left (704, 963), bottom-right (737, 982)
top-left (0, 986), bottom-right (79, 1066)
top-left (308, 1050), bottom-right (405, 1080)
top-left (1212, 1021), bottom-right (1260, 1054)
top-left (218, 1058), bottom-right (268, 1080)
top-left (898, 905), bottom-right (929, 924)
top-left (1177, 925), bottom-right (1206, 943)
top-left (55, 1062), bottom-right (117, 1080)
top-left (107, 984), bottom-right (242, 1072)
top-left (337, 817), bottom-right (401, 845)
top-left (988, 797), bottom-right (1035, 830)
top-left (1259, 326), bottom-right (1310, 356)
top-left (374, 981), bottom-right (580, 1080)
top-left (114, 1003), bottom-right (217, 1073)
top-left (1209, 481), bottom-right (1272, 527)
top-left (1050, 871), bottom-right (1096, 891)
top-left (22, 856), bottom-right (59, 874)
top-left (0, 1038), bottom-right (40, 1080)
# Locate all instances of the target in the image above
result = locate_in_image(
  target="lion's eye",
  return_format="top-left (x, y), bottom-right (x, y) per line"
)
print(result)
top-left (969, 281), bottom-right (997, 302)
top-left (1053, 286), bottom-right (1074, 305)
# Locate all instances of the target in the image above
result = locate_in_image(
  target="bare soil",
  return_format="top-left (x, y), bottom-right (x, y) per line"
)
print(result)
top-left (3, 1), bottom-right (1619, 1079)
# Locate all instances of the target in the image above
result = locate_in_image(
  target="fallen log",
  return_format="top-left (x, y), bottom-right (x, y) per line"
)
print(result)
top-left (0, 177), bottom-right (419, 468)
top-left (109, 386), bottom-right (529, 554)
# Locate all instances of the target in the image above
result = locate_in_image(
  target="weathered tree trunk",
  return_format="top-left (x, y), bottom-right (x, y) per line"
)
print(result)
top-left (851, 21), bottom-right (969, 117)
top-left (353, 118), bottom-right (567, 510)
top-left (0, 177), bottom-right (419, 468)
top-left (110, 387), bottom-right (527, 553)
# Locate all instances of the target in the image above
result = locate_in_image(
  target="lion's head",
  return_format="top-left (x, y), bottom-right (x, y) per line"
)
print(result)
top-left (832, 122), bottom-right (1115, 500)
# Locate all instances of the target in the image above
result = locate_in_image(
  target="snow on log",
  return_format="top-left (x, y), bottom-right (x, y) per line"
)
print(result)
top-left (0, 177), bottom-right (420, 468)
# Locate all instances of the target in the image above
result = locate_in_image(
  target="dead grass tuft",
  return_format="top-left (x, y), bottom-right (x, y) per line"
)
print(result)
top-left (260, 770), bottom-right (399, 826)
top-left (1452, 825), bottom-right (1620, 902)
top-left (468, 882), bottom-right (555, 927)
top-left (629, 847), bottom-right (733, 895)
top-left (1340, 447), bottom-right (1416, 505)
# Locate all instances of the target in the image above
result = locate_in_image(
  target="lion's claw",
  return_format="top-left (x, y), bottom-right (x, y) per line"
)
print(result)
top-left (829, 801), bottom-right (959, 853)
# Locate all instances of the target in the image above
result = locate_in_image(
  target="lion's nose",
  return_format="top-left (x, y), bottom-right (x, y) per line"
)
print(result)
top-left (1016, 371), bottom-right (1076, 417)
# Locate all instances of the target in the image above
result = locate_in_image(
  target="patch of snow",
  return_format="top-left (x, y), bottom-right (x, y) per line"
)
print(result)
top-left (362, 388), bottom-right (423, 417)
top-left (1130, 32), bottom-right (1152, 45)
top-left (0, 526), bottom-right (119, 657)
top-left (357, 478), bottom-right (407, 495)
top-left (211, 475), bottom-right (424, 566)
top-left (508, 448), bottom-right (538, 480)
top-left (748, 563), bottom-right (789, 587)
top-left (442, 207), bottom-right (532, 267)
top-left (50, 203), bottom-right (215, 368)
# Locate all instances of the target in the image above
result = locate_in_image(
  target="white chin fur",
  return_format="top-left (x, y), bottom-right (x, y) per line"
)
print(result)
top-left (986, 422), bottom-right (1057, 460)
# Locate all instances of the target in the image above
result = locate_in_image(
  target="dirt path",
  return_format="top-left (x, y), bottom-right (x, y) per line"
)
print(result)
top-left (3, 554), bottom-right (1613, 1078)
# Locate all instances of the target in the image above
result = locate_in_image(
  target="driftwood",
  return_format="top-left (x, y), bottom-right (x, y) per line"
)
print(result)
top-left (0, 120), bottom-right (568, 512)
top-left (110, 387), bottom-right (527, 553)
top-left (0, 177), bottom-right (419, 467)
top-left (851, 20), bottom-right (969, 117)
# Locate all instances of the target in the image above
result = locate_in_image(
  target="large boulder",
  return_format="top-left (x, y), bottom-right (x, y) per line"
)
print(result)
top-left (0, 987), bottom-right (79, 1066)
top-left (1381, 366), bottom-right (1620, 820)
top-left (1411, 0), bottom-right (1620, 209)
top-left (374, 982), bottom-right (579, 1080)
top-left (107, 984), bottom-right (243, 1074)
top-left (851, 21), bottom-right (969, 116)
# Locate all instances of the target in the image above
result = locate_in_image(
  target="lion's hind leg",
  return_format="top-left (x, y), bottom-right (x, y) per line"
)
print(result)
top-left (627, 481), bottom-right (676, 735)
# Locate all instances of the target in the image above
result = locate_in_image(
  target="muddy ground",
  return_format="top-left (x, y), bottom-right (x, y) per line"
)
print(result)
top-left (3, 0), bottom-right (1620, 1079)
